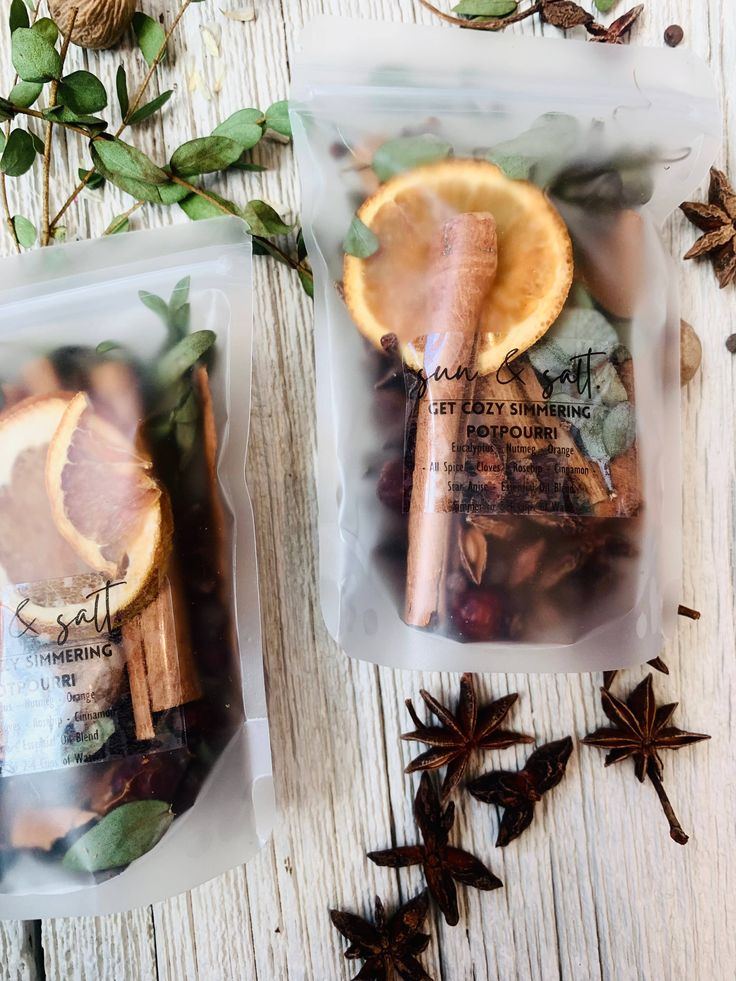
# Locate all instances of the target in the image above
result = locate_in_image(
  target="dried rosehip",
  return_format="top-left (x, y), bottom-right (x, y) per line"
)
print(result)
top-left (450, 588), bottom-right (506, 642)
top-left (377, 458), bottom-right (410, 512)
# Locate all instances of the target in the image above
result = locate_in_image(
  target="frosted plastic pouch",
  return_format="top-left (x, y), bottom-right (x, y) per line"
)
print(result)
top-left (0, 218), bottom-right (273, 917)
top-left (290, 18), bottom-right (720, 673)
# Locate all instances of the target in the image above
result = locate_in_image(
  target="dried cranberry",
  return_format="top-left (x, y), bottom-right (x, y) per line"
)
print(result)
top-left (450, 588), bottom-right (506, 642)
top-left (377, 458), bottom-right (410, 513)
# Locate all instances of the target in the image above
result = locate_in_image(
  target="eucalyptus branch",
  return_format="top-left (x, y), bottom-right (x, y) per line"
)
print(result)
top-left (50, 0), bottom-right (193, 233)
top-left (1, 0), bottom-right (42, 252)
top-left (417, 0), bottom-right (542, 29)
top-left (42, 7), bottom-right (78, 245)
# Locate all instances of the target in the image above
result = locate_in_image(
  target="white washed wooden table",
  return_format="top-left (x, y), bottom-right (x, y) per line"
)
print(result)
top-left (1, 1), bottom-right (734, 979)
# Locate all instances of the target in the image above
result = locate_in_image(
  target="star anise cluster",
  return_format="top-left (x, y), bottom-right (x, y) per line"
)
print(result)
top-left (681, 167), bottom-right (736, 288)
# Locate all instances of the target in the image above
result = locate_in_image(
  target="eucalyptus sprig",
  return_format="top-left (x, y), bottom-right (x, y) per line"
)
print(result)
top-left (0, 1), bottom-right (312, 293)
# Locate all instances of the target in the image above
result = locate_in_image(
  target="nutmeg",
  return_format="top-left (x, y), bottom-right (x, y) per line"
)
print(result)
top-left (680, 319), bottom-right (702, 385)
top-left (47, 0), bottom-right (136, 50)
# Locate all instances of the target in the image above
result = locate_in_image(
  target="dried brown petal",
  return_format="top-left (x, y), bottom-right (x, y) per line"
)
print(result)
top-left (509, 538), bottom-right (546, 587)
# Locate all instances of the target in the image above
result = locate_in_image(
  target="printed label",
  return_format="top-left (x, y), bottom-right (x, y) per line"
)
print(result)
top-left (0, 575), bottom-right (184, 777)
top-left (404, 329), bottom-right (638, 517)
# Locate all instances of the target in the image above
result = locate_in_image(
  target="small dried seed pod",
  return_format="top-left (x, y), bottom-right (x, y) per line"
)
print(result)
top-left (680, 319), bottom-right (702, 385)
top-left (48, 0), bottom-right (136, 50)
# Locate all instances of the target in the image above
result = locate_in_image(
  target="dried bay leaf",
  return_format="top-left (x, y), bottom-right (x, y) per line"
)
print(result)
top-left (62, 800), bottom-right (173, 873)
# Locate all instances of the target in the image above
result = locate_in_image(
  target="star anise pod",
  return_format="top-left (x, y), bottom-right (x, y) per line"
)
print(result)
top-left (681, 167), bottom-right (736, 288)
top-left (582, 674), bottom-right (710, 844)
top-left (330, 891), bottom-right (433, 981)
top-left (603, 655), bottom-right (669, 691)
top-left (587, 4), bottom-right (644, 43)
top-left (468, 737), bottom-right (573, 846)
top-left (401, 674), bottom-right (533, 801)
top-left (368, 773), bottom-right (502, 926)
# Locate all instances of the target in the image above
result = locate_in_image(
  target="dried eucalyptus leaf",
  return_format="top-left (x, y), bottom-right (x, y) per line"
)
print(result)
top-left (170, 135), bottom-right (244, 176)
top-left (116, 65), bottom-right (129, 118)
top-left (127, 90), bottom-right (173, 126)
top-left (602, 401), bottom-right (636, 457)
top-left (453, 0), bottom-right (517, 14)
top-left (139, 290), bottom-right (169, 321)
top-left (343, 215), bottom-right (379, 258)
top-left (298, 267), bottom-right (314, 298)
top-left (81, 167), bottom-right (105, 190)
top-left (29, 130), bottom-right (44, 155)
top-left (79, 716), bottom-right (116, 759)
top-left (528, 307), bottom-right (619, 377)
top-left (488, 152), bottom-right (533, 181)
top-left (133, 12), bottom-right (167, 68)
top-left (242, 199), bottom-right (293, 236)
top-left (0, 129), bottom-right (35, 177)
top-left (213, 109), bottom-right (264, 149)
top-left (178, 190), bottom-right (241, 221)
top-left (265, 100), bottom-right (291, 138)
top-left (105, 215), bottom-right (130, 235)
top-left (595, 362), bottom-right (627, 407)
top-left (9, 0), bottom-right (29, 33)
top-left (12, 214), bottom-right (36, 247)
top-left (156, 330), bottom-right (216, 386)
top-left (372, 134), bottom-right (452, 182)
top-left (91, 138), bottom-right (170, 203)
top-left (33, 18), bottom-right (59, 45)
top-left (8, 80), bottom-right (43, 107)
top-left (169, 276), bottom-right (191, 316)
top-left (58, 71), bottom-right (108, 115)
top-left (96, 340), bottom-right (123, 354)
top-left (575, 412), bottom-right (609, 462)
top-left (594, 0), bottom-right (617, 10)
top-left (62, 800), bottom-right (173, 873)
top-left (12, 27), bottom-right (62, 83)
top-left (44, 105), bottom-right (108, 133)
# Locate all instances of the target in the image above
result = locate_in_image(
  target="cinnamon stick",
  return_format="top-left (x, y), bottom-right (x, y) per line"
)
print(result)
top-left (405, 213), bottom-right (498, 628)
top-left (139, 575), bottom-right (201, 712)
top-left (123, 618), bottom-right (155, 741)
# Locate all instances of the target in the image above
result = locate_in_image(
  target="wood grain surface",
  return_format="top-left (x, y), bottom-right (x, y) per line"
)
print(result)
top-left (1, 1), bottom-right (734, 979)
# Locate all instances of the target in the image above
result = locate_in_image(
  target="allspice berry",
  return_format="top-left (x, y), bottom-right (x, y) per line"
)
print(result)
top-left (680, 319), bottom-right (702, 385)
top-left (664, 25), bottom-right (684, 48)
top-left (47, 0), bottom-right (136, 50)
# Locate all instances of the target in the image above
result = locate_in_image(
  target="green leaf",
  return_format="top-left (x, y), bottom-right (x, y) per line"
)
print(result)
top-left (372, 134), bottom-right (452, 182)
top-left (43, 106), bottom-right (108, 133)
top-left (452, 0), bottom-right (517, 14)
top-left (116, 65), bottom-right (129, 118)
top-left (0, 129), bottom-right (35, 177)
top-left (139, 290), bottom-right (170, 321)
top-left (0, 132), bottom-right (5, 154)
top-left (33, 17), bottom-right (59, 45)
top-left (602, 401), bottom-right (636, 457)
top-left (169, 276), bottom-right (191, 316)
top-left (58, 71), bottom-right (108, 114)
top-left (343, 215), bottom-right (379, 258)
top-left (62, 801), bottom-right (173, 873)
top-left (9, 0), bottom-right (29, 33)
top-left (12, 214), bottom-right (36, 247)
top-left (212, 109), bottom-right (264, 150)
top-left (298, 267), bottom-right (314, 298)
top-left (170, 135), bottom-right (244, 176)
top-left (12, 27), bottom-right (62, 83)
top-left (132, 12), bottom-right (167, 67)
top-left (29, 130), bottom-right (44, 155)
top-left (96, 340), bottom-right (123, 354)
top-left (81, 167), bottom-right (105, 190)
top-left (265, 100), bottom-right (291, 138)
top-left (177, 190), bottom-right (241, 221)
top-left (91, 137), bottom-right (170, 203)
top-left (7, 79), bottom-right (43, 107)
top-left (156, 330), bottom-right (216, 386)
top-left (594, 0), bottom-right (617, 10)
top-left (242, 199), bottom-right (292, 237)
top-left (127, 89), bottom-right (173, 125)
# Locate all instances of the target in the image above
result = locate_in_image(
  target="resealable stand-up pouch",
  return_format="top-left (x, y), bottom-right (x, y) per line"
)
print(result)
top-left (0, 217), bottom-right (273, 918)
top-left (291, 18), bottom-right (720, 674)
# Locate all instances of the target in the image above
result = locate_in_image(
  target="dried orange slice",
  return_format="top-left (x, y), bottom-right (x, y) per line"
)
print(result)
top-left (343, 159), bottom-right (574, 374)
top-left (45, 392), bottom-right (170, 616)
